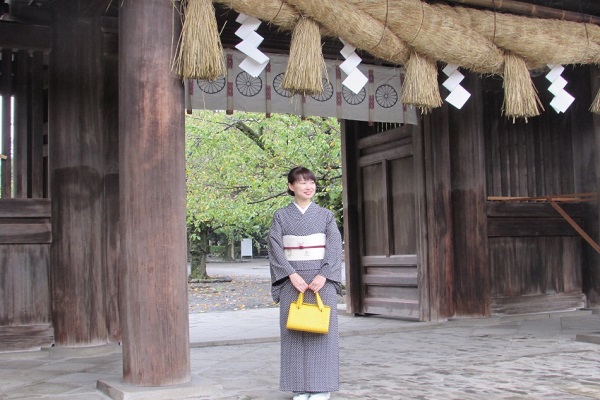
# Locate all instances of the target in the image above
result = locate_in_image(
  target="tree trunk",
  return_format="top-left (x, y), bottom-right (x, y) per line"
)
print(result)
top-left (189, 230), bottom-right (209, 280)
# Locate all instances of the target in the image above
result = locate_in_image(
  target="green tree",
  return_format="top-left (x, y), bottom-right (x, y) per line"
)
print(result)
top-left (186, 110), bottom-right (342, 279)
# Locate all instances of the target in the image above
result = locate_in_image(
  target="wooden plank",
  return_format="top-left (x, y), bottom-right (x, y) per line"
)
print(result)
top-left (357, 126), bottom-right (411, 150)
top-left (363, 254), bottom-right (417, 266)
top-left (487, 201), bottom-right (583, 218)
top-left (488, 218), bottom-right (581, 237)
top-left (0, 198), bottom-right (50, 217)
top-left (0, 223), bottom-right (51, 243)
top-left (0, 324), bottom-right (54, 352)
top-left (0, 244), bottom-right (51, 324)
top-left (363, 275), bottom-right (418, 286)
top-left (358, 145), bottom-right (412, 167)
top-left (363, 298), bottom-right (420, 320)
top-left (491, 292), bottom-right (586, 315)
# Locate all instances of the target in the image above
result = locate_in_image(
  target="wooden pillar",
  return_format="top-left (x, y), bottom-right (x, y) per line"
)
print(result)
top-left (448, 73), bottom-right (490, 316)
top-left (422, 104), bottom-right (455, 320)
top-left (341, 119), bottom-right (364, 315)
top-left (119, 0), bottom-right (190, 386)
top-left (49, 7), bottom-right (108, 346)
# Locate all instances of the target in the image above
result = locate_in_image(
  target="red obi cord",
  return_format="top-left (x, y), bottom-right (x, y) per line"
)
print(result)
top-left (284, 245), bottom-right (326, 250)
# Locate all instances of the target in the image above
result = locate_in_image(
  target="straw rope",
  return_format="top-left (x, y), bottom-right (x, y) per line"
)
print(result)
top-left (444, 4), bottom-right (600, 69)
top-left (502, 52), bottom-right (543, 120)
top-left (213, 0), bottom-right (301, 32)
top-left (212, 0), bottom-right (600, 118)
top-left (281, 16), bottom-right (327, 95)
top-left (346, 0), bottom-right (504, 74)
top-left (175, 0), bottom-right (225, 80)
top-left (590, 89), bottom-right (600, 115)
top-left (286, 0), bottom-right (411, 65)
top-left (401, 51), bottom-right (442, 113)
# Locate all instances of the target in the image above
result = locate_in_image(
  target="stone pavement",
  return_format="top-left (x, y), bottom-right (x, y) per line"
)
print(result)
top-left (1, 307), bottom-right (600, 400)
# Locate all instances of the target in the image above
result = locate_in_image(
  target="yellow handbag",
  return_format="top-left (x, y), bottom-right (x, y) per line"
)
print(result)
top-left (286, 291), bottom-right (331, 334)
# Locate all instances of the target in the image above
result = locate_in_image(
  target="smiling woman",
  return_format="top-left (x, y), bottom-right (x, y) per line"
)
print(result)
top-left (269, 166), bottom-right (344, 400)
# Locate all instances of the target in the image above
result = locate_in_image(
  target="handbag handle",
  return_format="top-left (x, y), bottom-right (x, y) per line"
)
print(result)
top-left (294, 291), bottom-right (325, 311)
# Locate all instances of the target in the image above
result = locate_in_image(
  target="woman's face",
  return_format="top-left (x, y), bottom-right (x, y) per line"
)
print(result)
top-left (289, 177), bottom-right (316, 202)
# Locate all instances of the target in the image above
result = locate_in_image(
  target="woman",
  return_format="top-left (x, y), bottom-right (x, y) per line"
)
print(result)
top-left (268, 166), bottom-right (343, 400)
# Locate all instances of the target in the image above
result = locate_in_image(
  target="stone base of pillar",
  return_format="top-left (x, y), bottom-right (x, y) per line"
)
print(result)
top-left (97, 375), bottom-right (223, 400)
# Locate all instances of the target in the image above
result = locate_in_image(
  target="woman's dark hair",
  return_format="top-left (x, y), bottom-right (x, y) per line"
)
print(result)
top-left (287, 166), bottom-right (316, 196)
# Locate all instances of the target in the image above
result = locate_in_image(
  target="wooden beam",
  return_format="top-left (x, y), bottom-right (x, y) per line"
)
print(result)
top-left (77, 0), bottom-right (113, 20)
top-left (547, 197), bottom-right (600, 255)
top-left (0, 22), bottom-right (51, 51)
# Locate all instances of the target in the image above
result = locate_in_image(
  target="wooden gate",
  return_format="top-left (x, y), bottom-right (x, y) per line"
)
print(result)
top-left (343, 122), bottom-right (425, 320)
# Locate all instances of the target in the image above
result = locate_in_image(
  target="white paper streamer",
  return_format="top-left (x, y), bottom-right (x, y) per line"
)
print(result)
top-left (235, 13), bottom-right (269, 77)
top-left (339, 38), bottom-right (368, 94)
top-left (442, 64), bottom-right (471, 109)
top-left (546, 64), bottom-right (574, 113)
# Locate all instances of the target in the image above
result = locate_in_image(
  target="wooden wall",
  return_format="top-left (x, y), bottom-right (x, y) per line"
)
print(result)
top-left (478, 67), bottom-right (595, 314)
top-left (403, 66), bottom-right (597, 319)
top-left (0, 200), bottom-right (52, 351)
top-left (0, 43), bottom-right (51, 350)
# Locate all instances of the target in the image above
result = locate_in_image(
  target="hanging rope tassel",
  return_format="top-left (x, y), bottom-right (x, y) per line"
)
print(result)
top-left (502, 52), bottom-right (543, 121)
top-left (590, 87), bottom-right (600, 115)
top-left (282, 16), bottom-right (326, 96)
top-left (401, 51), bottom-right (442, 114)
top-left (174, 0), bottom-right (225, 80)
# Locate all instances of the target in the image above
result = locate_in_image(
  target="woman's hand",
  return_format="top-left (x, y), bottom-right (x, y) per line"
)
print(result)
top-left (308, 274), bottom-right (326, 293)
top-left (289, 272), bottom-right (308, 293)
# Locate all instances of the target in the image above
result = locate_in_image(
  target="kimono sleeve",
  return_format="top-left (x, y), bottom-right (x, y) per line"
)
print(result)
top-left (268, 211), bottom-right (296, 288)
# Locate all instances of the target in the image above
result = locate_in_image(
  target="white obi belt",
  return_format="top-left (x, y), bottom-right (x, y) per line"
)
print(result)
top-left (283, 233), bottom-right (326, 261)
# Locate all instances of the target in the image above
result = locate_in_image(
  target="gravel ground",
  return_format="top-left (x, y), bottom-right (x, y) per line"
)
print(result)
top-left (188, 261), bottom-right (346, 313)
top-left (188, 274), bottom-right (277, 313)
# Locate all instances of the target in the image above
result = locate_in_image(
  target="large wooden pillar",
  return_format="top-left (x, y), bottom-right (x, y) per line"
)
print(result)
top-left (49, 7), bottom-right (109, 346)
top-left (448, 73), bottom-right (490, 316)
top-left (119, 0), bottom-right (190, 386)
top-left (422, 104), bottom-right (455, 320)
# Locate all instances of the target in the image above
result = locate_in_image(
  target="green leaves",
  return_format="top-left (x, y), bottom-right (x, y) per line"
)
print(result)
top-left (185, 110), bottom-right (342, 242)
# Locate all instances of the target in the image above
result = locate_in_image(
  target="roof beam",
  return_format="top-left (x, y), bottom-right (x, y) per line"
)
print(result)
top-left (0, 22), bottom-right (51, 51)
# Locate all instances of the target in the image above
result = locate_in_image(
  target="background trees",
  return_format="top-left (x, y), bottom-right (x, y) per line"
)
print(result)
top-left (185, 110), bottom-right (342, 279)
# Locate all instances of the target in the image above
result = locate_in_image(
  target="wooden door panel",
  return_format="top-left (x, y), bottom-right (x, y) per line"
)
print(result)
top-left (358, 128), bottom-right (420, 320)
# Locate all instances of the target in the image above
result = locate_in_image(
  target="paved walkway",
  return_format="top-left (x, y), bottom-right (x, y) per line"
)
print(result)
top-left (1, 307), bottom-right (600, 399)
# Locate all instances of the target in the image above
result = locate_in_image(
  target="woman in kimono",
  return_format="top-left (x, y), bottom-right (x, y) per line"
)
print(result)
top-left (268, 166), bottom-right (343, 400)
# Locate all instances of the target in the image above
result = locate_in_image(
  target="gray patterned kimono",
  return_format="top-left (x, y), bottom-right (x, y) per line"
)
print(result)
top-left (269, 202), bottom-right (343, 394)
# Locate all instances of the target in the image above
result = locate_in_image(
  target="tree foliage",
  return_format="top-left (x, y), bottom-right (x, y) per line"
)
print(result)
top-left (185, 110), bottom-right (342, 277)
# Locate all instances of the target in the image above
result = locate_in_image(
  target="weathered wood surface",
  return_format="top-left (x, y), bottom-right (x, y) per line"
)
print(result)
top-left (0, 244), bottom-right (51, 325)
top-left (588, 65), bottom-right (600, 305)
top-left (0, 199), bottom-right (52, 350)
top-left (448, 73), bottom-right (490, 317)
top-left (340, 119), bottom-right (363, 315)
top-left (49, 8), bottom-right (109, 346)
top-left (119, 0), bottom-right (190, 386)
top-left (423, 105), bottom-right (455, 320)
top-left (356, 126), bottom-right (421, 320)
top-left (0, 324), bottom-right (53, 352)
